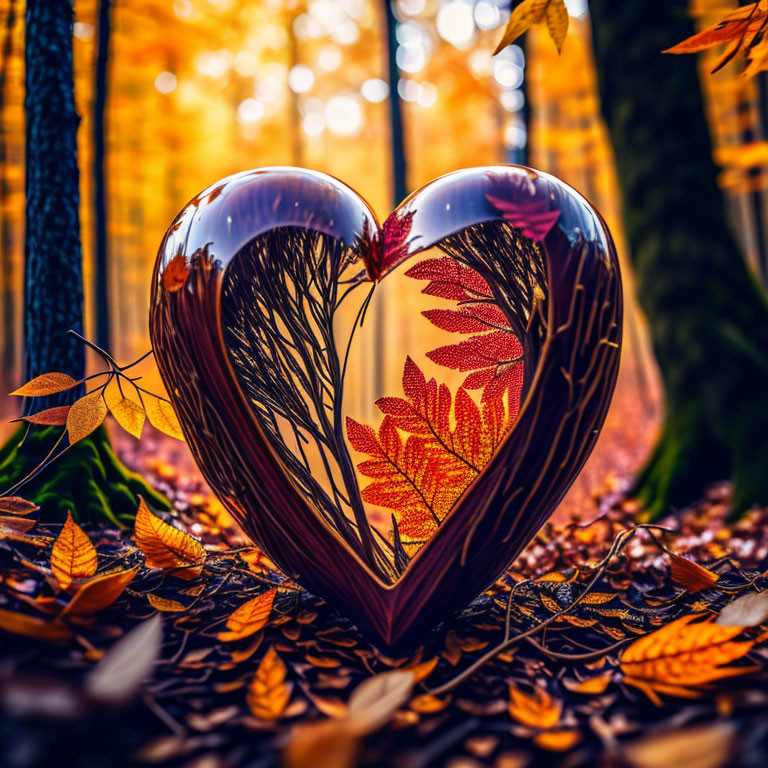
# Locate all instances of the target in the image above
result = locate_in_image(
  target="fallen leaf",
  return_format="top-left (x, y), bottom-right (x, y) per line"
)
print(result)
top-left (410, 694), bottom-right (449, 713)
top-left (283, 719), bottom-right (359, 768)
top-left (562, 672), bottom-right (613, 695)
top-left (622, 721), bottom-right (736, 768)
top-left (11, 372), bottom-right (79, 397)
top-left (147, 594), bottom-right (188, 612)
top-left (717, 590), bottom-right (768, 627)
top-left (61, 566), bottom-right (139, 616)
top-left (0, 514), bottom-right (36, 539)
top-left (508, 683), bottom-right (561, 729)
top-left (217, 588), bottom-right (276, 642)
top-left (144, 394), bottom-right (184, 440)
top-left (50, 511), bottom-right (98, 590)
top-left (134, 497), bottom-right (206, 577)
top-left (247, 646), bottom-right (292, 720)
top-left (104, 381), bottom-right (145, 439)
top-left (85, 614), bottom-right (163, 704)
top-left (0, 497), bottom-right (40, 516)
top-left (0, 607), bottom-right (72, 641)
top-left (620, 613), bottom-right (758, 704)
top-left (346, 669), bottom-right (414, 735)
top-left (668, 553), bottom-right (718, 592)
top-left (67, 390), bottom-right (108, 444)
top-left (534, 729), bottom-right (581, 752)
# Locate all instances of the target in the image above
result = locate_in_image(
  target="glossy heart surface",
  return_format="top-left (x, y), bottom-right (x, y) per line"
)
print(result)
top-left (150, 166), bottom-right (622, 646)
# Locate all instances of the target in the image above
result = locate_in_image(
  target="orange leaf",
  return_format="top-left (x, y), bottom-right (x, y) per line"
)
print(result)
top-left (17, 406), bottom-right (71, 426)
top-left (162, 254), bottom-right (190, 292)
top-left (217, 588), bottom-right (276, 642)
top-left (144, 394), bottom-right (184, 440)
top-left (534, 729), bottom-right (581, 752)
top-left (50, 511), bottom-right (98, 589)
top-left (66, 390), bottom-right (108, 444)
top-left (247, 646), bottom-right (292, 720)
top-left (669, 553), bottom-right (718, 592)
top-left (664, 3), bottom-right (767, 54)
top-left (0, 514), bottom-right (37, 539)
top-left (134, 497), bottom-right (206, 577)
top-left (61, 566), bottom-right (139, 617)
top-left (563, 672), bottom-right (613, 695)
top-left (147, 594), bottom-right (188, 612)
top-left (11, 372), bottom-right (79, 397)
top-left (0, 496), bottom-right (39, 516)
top-left (0, 607), bottom-right (72, 641)
top-left (104, 381), bottom-right (145, 439)
top-left (620, 614), bottom-right (758, 703)
top-left (508, 683), bottom-right (561, 729)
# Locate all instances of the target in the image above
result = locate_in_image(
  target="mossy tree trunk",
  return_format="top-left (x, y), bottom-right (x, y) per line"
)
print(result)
top-left (590, 0), bottom-right (768, 517)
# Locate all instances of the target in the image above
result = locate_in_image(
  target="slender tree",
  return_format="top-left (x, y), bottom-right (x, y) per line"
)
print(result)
top-left (589, 0), bottom-right (768, 517)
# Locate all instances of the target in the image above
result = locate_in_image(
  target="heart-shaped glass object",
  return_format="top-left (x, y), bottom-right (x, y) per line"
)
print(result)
top-left (150, 166), bottom-right (621, 646)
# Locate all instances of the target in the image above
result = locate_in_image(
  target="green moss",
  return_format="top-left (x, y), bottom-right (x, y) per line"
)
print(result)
top-left (0, 424), bottom-right (170, 525)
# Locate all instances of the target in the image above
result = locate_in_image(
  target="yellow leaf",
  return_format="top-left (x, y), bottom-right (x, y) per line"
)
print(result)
top-left (0, 607), bottom-right (72, 641)
top-left (217, 588), bottom-right (276, 642)
top-left (247, 646), bottom-right (292, 720)
top-left (61, 566), bottom-right (139, 617)
top-left (50, 511), bottom-right (98, 590)
top-left (104, 381), bottom-right (145, 439)
top-left (494, 0), bottom-right (567, 56)
top-left (620, 614), bottom-right (758, 702)
top-left (66, 390), bottom-right (108, 445)
top-left (508, 683), bottom-right (561, 729)
top-left (0, 496), bottom-right (39, 516)
top-left (144, 394), bottom-right (184, 440)
top-left (668, 553), bottom-right (718, 592)
top-left (544, 0), bottom-right (569, 53)
top-left (11, 372), bottom-right (79, 397)
top-left (147, 594), bottom-right (188, 612)
top-left (134, 497), bottom-right (206, 577)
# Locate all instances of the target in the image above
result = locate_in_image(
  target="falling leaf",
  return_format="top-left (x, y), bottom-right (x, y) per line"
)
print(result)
top-left (66, 390), bottom-right (108, 445)
top-left (0, 497), bottom-right (40, 516)
top-left (104, 381), bottom-right (145, 439)
top-left (0, 515), bottom-right (36, 539)
top-left (162, 254), bottom-right (190, 292)
top-left (217, 588), bottom-right (276, 642)
top-left (620, 613), bottom-right (758, 705)
top-left (144, 394), bottom-right (185, 440)
top-left (134, 497), bottom-right (206, 577)
top-left (508, 683), bottom-right (561, 729)
top-left (717, 591), bottom-right (768, 627)
top-left (345, 670), bottom-right (414, 735)
top-left (50, 511), bottom-right (98, 590)
top-left (17, 406), bottom-right (71, 426)
top-left (668, 552), bottom-right (718, 592)
top-left (247, 646), bottom-right (292, 720)
top-left (86, 614), bottom-right (163, 704)
top-left (494, 0), bottom-right (569, 55)
top-left (0, 607), bottom-right (72, 641)
top-left (147, 594), bottom-right (188, 612)
top-left (61, 566), bottom-right (139, 617)
top-left (11, 372), bottom-right (79, 397)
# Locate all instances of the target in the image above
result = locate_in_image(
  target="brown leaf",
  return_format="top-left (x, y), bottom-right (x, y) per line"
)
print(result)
top-left (717, 590), bottom-right (768, 627)
top-left (134, 497), bottom-right (206, 577)
top-left (61, 566), bottom-right (138, 616)
top-left (346, 670), bottom-right (414, 735)
top-left (11, 372), bottom-right (79, 397)
top-left (508, 683), bottom-right (561, 729)
top-left (17, 406), bottom-right (71, 426)
top-left (0, 514), bottom-right (36, 539)
top-left (50, 511), bottom-right (98, 590)
top-left (104, 381), bottom-right (145, 439)
top-left (283, 719), bottom-right (359, 768)
top-left (620, 613), bottom-right (758, 704)
top-left (622, 722), bottom-right (736, 768)
top-left (144, 394), bottom-right (184, 440)
top-left (247, 646), bottom-right (292, 720)
top-left (67, 390), bottom-right (108, 445)
top-left (0, 497), bottom-right (40, 516)
top-left (147, 594), bottom-right (188, 612)
top-left (669, 553), bottom-right (718, 592)
top-left (162, 254), bottom-right (190, 292)
top-left (217, 588), bottom-right (276, 642)
top-left (0, 607), bottom-right (72, 641)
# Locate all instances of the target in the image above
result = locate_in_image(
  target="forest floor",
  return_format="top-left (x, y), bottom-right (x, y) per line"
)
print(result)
top-left (3, 424), bottom-right (768, 768)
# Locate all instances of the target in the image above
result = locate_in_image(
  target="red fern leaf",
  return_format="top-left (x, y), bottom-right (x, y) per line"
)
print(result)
top-left (422, 304), bottom-right (511, 334)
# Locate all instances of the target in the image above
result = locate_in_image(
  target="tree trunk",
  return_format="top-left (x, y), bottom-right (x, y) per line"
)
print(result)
top-left (24, 0), bottom-right (84, 410)
top-left (589, 0), bottom-right (768, 516)
top-left (93, 0), bottom-right (111, 352)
